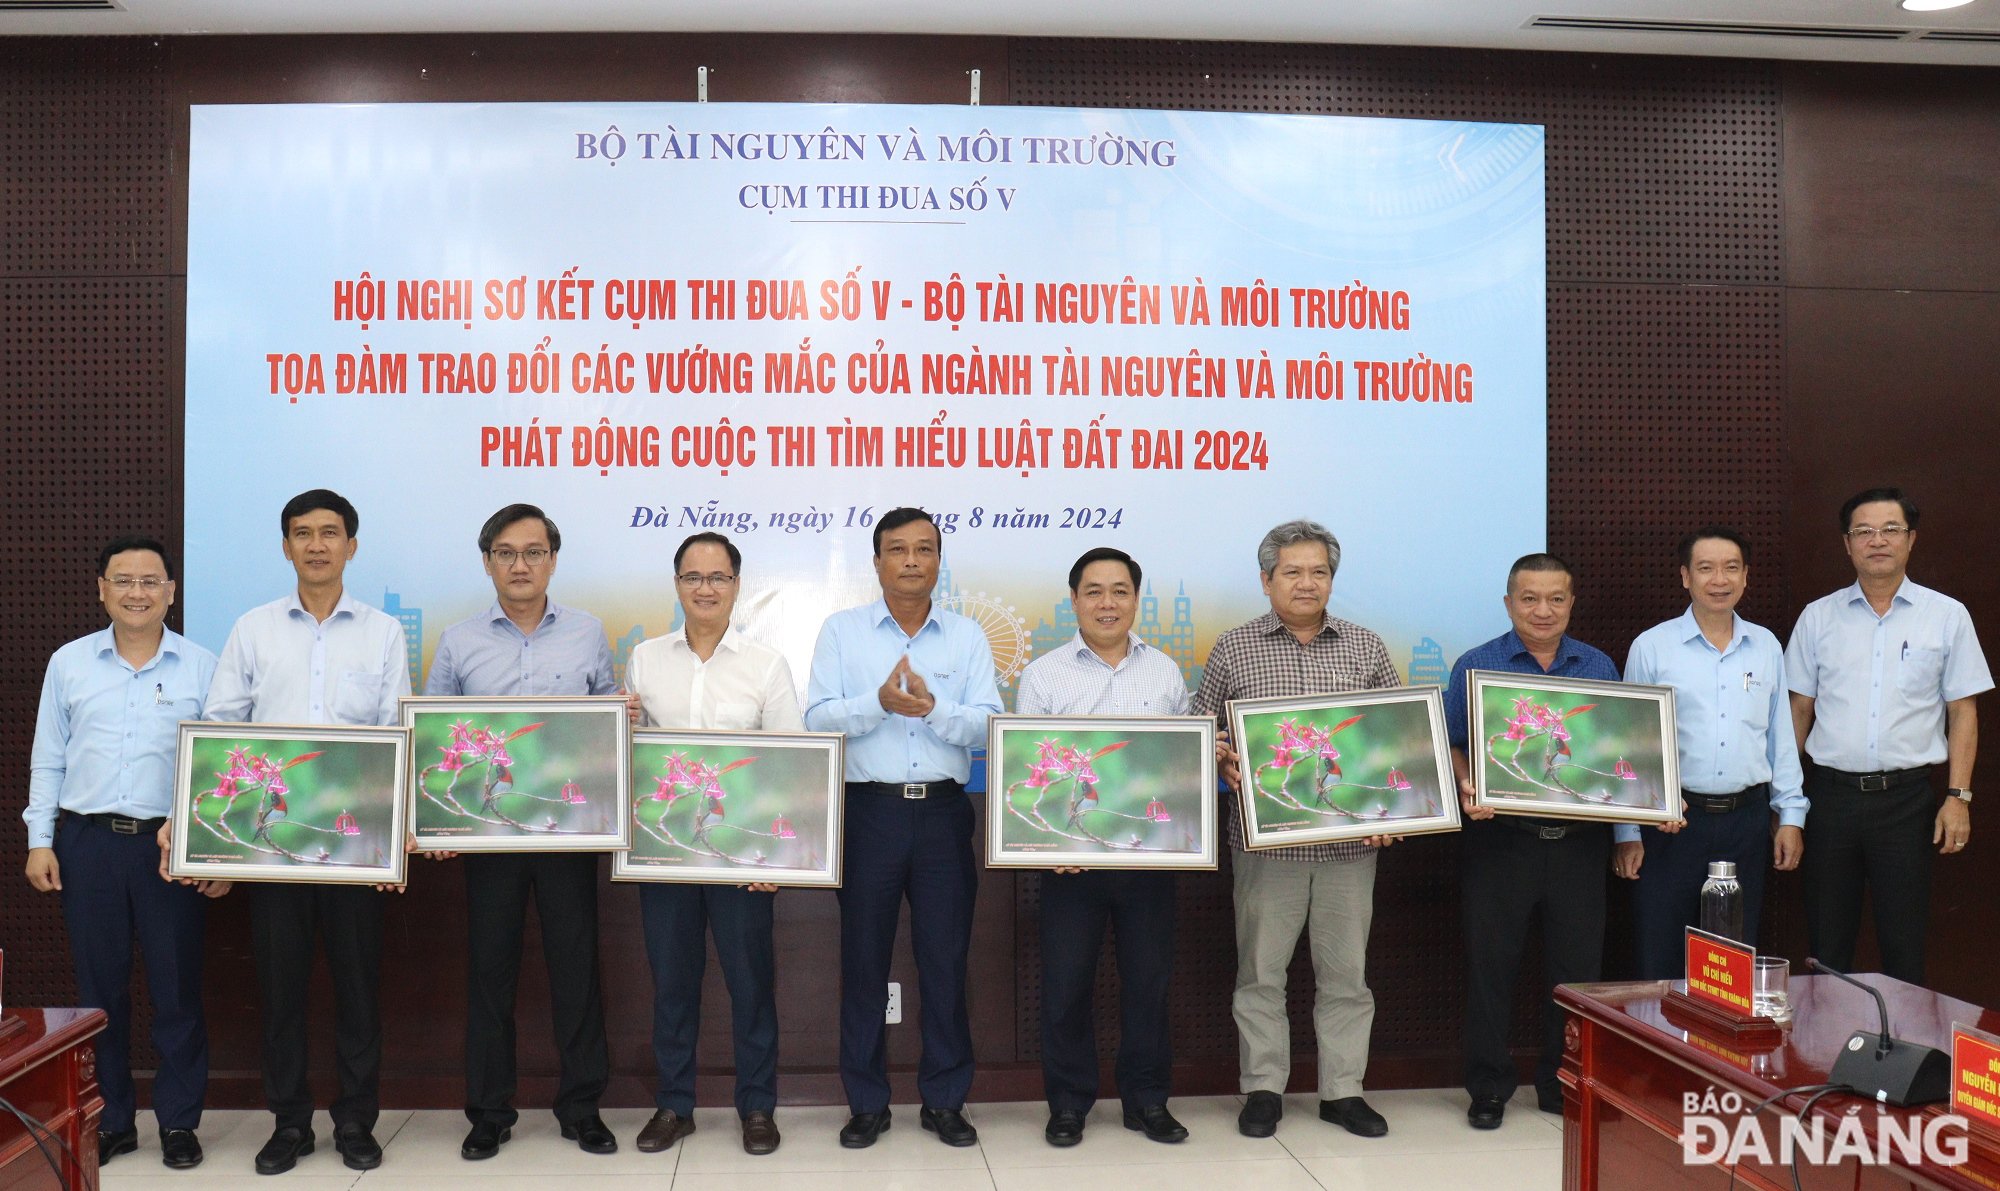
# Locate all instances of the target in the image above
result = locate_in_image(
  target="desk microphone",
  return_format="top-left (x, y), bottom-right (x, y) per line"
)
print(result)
top-left (1805, 958), bottom-right (1949, 1106)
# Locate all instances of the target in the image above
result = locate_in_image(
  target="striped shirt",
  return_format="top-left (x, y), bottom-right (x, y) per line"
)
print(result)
top-left (1193, 611), bottom-right (1401, 861)
top-left (1016, 632), bottom-right (1191, 717)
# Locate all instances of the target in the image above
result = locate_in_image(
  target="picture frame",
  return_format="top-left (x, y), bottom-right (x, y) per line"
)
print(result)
top-left (1228, 687), bottom-right (1460, 848)
top-left (612, 729), bottom-right (845, 888)
top-left (1467, 670), bottom-right (1684, 824)
top-left (404, 696), bottom-right (632, 851)
top-left (169, 721), bottom-right (409, 885)
top-left (985, 715), bottom-right (1219, 871)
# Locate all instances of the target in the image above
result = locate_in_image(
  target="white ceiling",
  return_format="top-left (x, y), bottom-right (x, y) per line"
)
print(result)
top-left (3, 0), bottom-right (1998, 65)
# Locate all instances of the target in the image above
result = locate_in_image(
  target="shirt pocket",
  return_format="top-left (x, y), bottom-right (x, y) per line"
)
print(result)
top-left (1739, 682), bottom-right (1771, 730)
top-left (711, 700), bottom-right (762, 731)
top-left (333, 670), bottom-right (385, 723)
top-left (1899, 646), bottom-right (1944, 697)
top-left (154, 694), bottom-right (203, 722)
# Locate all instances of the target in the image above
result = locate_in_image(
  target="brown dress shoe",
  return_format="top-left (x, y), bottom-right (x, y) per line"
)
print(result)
top-left (741, 1111), bottom-right (780, 1155)
top-left (635, 1109), bottom-right (696, 1153)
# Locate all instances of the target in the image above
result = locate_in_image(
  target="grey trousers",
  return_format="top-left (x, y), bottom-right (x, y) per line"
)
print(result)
top-left (1231, 848), bottom-right (1378, 1100)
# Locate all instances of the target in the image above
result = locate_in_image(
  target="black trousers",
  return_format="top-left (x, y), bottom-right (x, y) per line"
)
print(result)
top-left (837, 784), bottom-right (978, 1113)
top-left (639, 881), bottom-right (777, 1118)
top-left (1631, 795), bottom-right (1771, 979)
top-left (54, 815), bottom-right (209, 1133)
top-left (1039, 870), bottom-right (1175, 1114)
top-left (1461, 819), bottom-right (1608, 1101)
top-left (1801, 769), bottom-right (1935, 984)
top-left (249, 883), bottom-right (382, 1132)
top-left (463, 851), bottom-right (609, 1127)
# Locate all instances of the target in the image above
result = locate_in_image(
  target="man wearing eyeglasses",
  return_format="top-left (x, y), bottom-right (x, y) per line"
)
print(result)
top-left (1785, 487), bottom-right (1991, 984)
top-left (26, 537), bottom-right (221, 1171)
top-left (623, 532), bottom-right (801, 1157)
top-left (424, 503), bottom-right (618, 1161)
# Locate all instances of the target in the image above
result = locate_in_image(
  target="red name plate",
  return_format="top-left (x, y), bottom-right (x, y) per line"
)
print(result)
top-left (1684, 927), bottom-right (1755, 1016)
top-left (1953, 1023), bottom-right (2000, 1135)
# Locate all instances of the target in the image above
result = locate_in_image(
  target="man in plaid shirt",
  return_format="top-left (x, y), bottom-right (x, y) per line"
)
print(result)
top-left (1192, 519), bottom-right (1401, 1141)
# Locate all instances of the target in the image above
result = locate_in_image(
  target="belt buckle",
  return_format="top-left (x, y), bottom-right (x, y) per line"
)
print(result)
top-left (1859, 774), bottom-right (1890, 792)
top-left (1537, 825), bottom-right (1566, 841)
top-left (109, 816), bottom-right (139, 835)
top-left (901, 783), bottom-right (928, 800)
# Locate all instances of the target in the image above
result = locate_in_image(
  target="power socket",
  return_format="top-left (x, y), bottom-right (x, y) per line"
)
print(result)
top-left (886, 981), bottom-right (903, 1024)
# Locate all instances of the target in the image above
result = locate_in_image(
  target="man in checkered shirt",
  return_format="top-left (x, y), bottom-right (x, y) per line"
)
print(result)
top-left (1192, 519), bottom-right (1401, 1141)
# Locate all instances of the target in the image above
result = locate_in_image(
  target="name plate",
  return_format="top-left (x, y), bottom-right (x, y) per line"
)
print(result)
top-left (1683, 926), bottom-right (1756, 1017)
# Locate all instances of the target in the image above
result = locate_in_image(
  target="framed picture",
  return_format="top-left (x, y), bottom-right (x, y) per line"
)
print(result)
top-left (985, 716), bottom-right (1218, 870)
top-left (612, 729), bottom-right (844, 888)
top-left (1228, 687), bottom-right (1459, 848)
top-left (404, 696), bottom-right (631, 851)
top-left (169, 722), bottom-right (409, 885)
top-left (1468, 671), bottom-right (1683, 824)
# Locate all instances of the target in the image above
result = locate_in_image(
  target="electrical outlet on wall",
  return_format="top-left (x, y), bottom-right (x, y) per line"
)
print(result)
top-left (886, 981), bottom-right (902, 1024)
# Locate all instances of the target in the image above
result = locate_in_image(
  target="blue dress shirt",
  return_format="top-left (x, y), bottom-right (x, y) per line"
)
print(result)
top-left (1621, 607), bottom-right (1807, 844)
top-left (205, 590), bottom-right (412, 726)
top-left (804, 599), bottom-right (1002, 783)
top-left (1443, 629), bottom-right (1620, 751)
top-left (1016, 632), bottom-right (1190, 717)
top-left (424, 600), bottom-right (616, 698)
top-left (26, 628), bottom-right (219, 849)
top-left (1784, 578), bottom-right (1993, 773)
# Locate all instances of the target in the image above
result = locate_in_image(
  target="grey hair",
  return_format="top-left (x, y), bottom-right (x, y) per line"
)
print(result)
top-left (1257, 519), bottom-right (1341, 577)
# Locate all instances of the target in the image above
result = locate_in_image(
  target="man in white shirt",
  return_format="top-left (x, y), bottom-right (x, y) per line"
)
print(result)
top-left (203, 489), bottom-right (411, 1175)
top-left (624, 532), bottom-right (800, 1157)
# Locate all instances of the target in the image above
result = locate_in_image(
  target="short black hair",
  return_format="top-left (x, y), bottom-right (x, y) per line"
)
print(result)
top-left (1678, 526), bottom-right (1750, 570)
top-left (674, 531), bottom-right (741, 575)
top-left (280, 489), bottom-right (358, 537)
top-left (1839, 487), bottom-right (1919, 532)
top-left (98, 535), bottom-right (176, 581)
top-left (479, 503), bottom-right (561, 555)
top-left (872, 507), bottom-right (939, 556)
top-left (1506, 552), bottom-right (1573, 593)
top-left (1068, 546), bottom-right (1141, 593)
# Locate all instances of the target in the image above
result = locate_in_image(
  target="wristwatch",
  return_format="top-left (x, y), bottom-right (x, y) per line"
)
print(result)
top-left (1947, 788), bottom-right (1974, 803)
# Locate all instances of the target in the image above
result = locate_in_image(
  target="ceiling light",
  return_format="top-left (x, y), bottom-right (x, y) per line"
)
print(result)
top-left (1900, 0), bottom-right (1974, 11)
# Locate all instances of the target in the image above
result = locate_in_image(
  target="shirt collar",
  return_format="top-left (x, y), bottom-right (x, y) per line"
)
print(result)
top-left (670, 624), bottom-right (743, 655)
top-left (284, 588), bottom-right (361, 622)
top-left (485, 599), bottom-right (560, 635)
top-left (1252, 610), bottom-right (1339, 639)
top-left (1499, 627), bottom-right (1588, 671)
top-left (1673, 604), bottom-right (1746, 653)
top-left (1839, 577), bottom-right (1915, 610)
top-left (91, 625), bottom-right (182, 664)
top-left (870, 598), bottom-right (940, 637)
top-left (1066, 630), bottom-right (1149, 667)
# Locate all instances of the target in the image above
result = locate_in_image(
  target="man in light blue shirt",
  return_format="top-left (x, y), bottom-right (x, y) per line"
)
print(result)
top-left (422, 503), bottom-right (617, 1161)
top-left (804, 507), bottom-right (1001, 1150)
top-left (25, 537), bottom-right (221, 1171)
top-left (203, 489), bottom-right (411, 1175)
top-left (1785, 487), bottom-right (1990, 984)
top-left (1617, 527), bottom-right (1806, 978)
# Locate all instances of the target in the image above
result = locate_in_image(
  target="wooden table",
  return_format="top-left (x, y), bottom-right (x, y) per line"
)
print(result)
top-left (0, 1008), bottom-right (105, 1191)
top-left (1557, 975), bottom-right (2000, 1190)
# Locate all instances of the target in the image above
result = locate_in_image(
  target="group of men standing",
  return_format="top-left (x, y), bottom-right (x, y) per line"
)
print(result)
top-left (24, 486), bottom-right (1985, 1172)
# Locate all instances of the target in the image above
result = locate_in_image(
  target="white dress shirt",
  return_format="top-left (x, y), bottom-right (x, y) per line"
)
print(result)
top-left (626, 625), bottom-right (803, 732)
top-left (205, 590), bottom-right (412, 726)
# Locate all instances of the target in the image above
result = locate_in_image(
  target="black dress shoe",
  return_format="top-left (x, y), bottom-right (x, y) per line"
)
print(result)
top-left (159, 1128), bottom-right (204, 1169)
top-left (1123, 1103), bottom-right (1189, 1143)
top-left (461, 1120), bottom-right (511, 1160)
top-left (1537, 1084), bottom-right (1565, 1115)
top-left (333, 1123), bottom-right (383, 1170)
top-left (254, 1126), bottom-right (315, 1175)
top-left (919, 1105), bottom-right (978, 1147)
top-left (1319, 1096), bottom-right (1388, 1138)
top-left (1467, 1096), bottom-right (1506, 1130)
top-left (1044, 1109), bottom-right (1086, 1147)
top-left (839, 1109), bottom-right (892, 1148)
top-left (98, 1127), bottom-right (138, 1165)
top-left (561, 1114), bottom-right (618, 1154)
top-left (1238, 1090), bottom-right (1283, 1138)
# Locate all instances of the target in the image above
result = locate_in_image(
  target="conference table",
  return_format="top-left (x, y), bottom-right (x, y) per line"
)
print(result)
top-left (0, 1008), bottom-right (105, 1191)
top-left (1556, 974), bottom-right (2000, 1190)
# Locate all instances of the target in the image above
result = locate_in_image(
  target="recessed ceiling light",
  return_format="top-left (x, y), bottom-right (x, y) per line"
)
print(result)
top-left (1901, 0), bottom-right (1974, 11)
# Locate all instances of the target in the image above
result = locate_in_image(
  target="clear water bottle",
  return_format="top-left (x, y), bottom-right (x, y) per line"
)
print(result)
top-left (1699, 860), bottom-right (1744, 943)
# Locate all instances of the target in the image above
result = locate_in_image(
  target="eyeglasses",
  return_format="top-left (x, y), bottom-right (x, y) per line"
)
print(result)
top-left (1844, 524), bottom-right (1910, 541)
top-left (105, 577), bottom-right (170, 592)
top-left (676, 573), bottom-right (738, 589)
top-left (489, 548), bottom-right (552, 566)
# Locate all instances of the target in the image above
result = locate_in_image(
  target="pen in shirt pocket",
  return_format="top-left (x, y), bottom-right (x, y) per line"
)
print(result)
top-left (155, 682), bottom-right (169, 704)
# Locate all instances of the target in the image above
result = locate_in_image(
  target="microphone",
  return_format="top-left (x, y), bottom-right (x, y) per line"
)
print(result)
top-left (1805, 958), bottom-right (1949, 1106)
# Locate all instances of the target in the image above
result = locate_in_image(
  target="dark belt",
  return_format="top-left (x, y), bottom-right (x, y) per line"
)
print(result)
top-left (1496, 816), bottom-right (1573, 841)
top-left (1821, 767), bottom-right (1930, 793)
top-left (849, 779), bottom-right (964, 801)
top-left (67, 810), bottom-right (167, 835)
top-left (1681, 783), bottom-right (1769, 815)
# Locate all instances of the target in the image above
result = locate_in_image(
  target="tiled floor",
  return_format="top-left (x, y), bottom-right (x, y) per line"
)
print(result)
top-left (100, 1089), bottom-right (1564, 1190)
